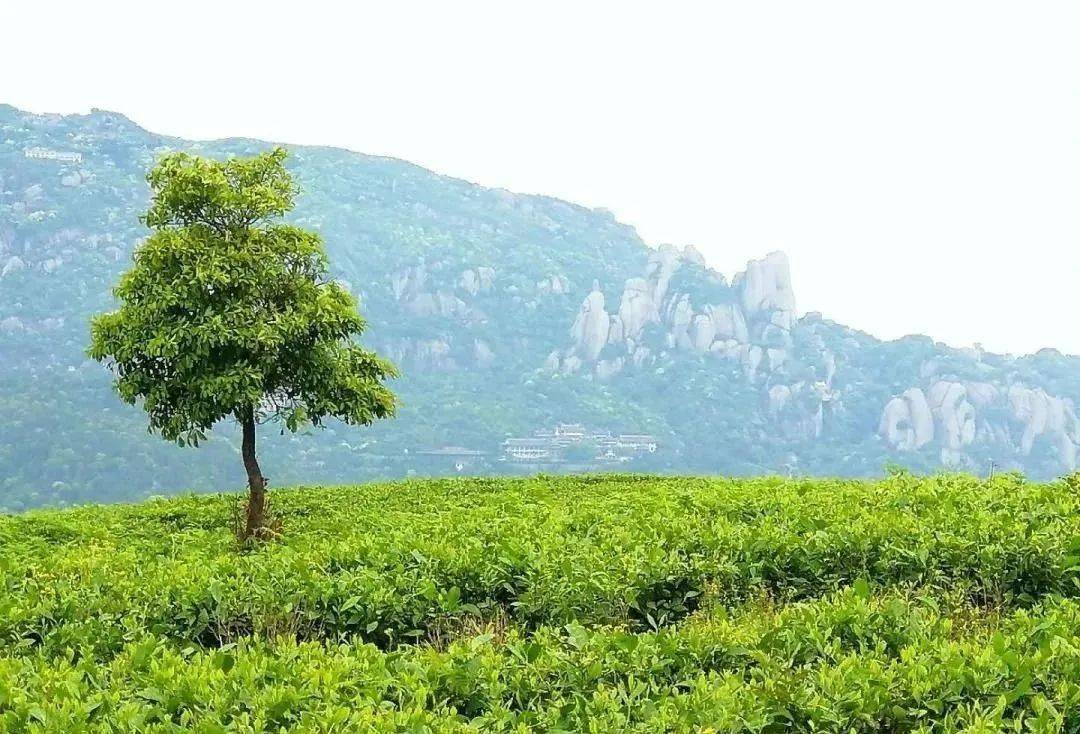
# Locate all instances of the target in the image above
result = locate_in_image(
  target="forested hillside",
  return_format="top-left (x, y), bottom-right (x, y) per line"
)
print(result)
top-left (2, 105), bottom-right (1080, 509)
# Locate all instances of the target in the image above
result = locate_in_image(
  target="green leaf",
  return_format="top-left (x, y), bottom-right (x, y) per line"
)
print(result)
top-left (852, 578), bottom-right (872, 599)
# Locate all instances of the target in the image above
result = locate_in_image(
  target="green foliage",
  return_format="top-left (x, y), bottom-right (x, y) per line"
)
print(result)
top-left (5, 106), bottom-right (1080, 511)
top-left (3, 474), bottom-right (1080, 729)
top-left (87, 149), bottom-right (397, 445)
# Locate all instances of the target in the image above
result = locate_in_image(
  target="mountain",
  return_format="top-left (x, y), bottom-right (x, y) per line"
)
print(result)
top-left (1, 105), bottom-right (1079, 510)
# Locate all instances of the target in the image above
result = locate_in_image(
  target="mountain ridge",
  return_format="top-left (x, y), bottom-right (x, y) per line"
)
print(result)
top-left (2, 104), bottom-right (1079, 510)
top-left (20, 105), bottom-right (1071, 359)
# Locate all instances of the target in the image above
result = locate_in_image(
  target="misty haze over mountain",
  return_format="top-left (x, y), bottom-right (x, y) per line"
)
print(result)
top-left (2, 105), bottom-right (1079, 510)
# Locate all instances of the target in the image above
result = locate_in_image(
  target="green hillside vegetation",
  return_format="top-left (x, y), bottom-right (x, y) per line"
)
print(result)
top-left (4, 106), bottom-right (1080, 511)
top-left (3, 474), bottom-right (1080, 731)
top-left (87, 148), bottom-right (398, 539)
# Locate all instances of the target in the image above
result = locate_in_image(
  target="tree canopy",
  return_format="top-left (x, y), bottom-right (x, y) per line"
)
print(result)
top-left (89, 148), bottom-right (397, 536)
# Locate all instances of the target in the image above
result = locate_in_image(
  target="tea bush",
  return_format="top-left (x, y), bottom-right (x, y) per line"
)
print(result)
top-left (2, 473), bottom-right (1080, 731)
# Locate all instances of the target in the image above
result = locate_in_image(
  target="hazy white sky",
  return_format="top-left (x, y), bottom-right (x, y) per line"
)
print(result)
top-left (4, 1), bottom-right (1078, 355)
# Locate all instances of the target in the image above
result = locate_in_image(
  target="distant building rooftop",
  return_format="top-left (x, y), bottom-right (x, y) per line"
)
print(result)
top-left (24, 147), bottom-right (82, 164)
top-left (414, 446), bottom-right (488, 457)
top-left (503, 438), bottom-right (551, 448)
top-left (501, 423), bottom-right (659, 464)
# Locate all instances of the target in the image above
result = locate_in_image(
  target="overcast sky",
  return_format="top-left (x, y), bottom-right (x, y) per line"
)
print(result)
top-left (4, 1), bottom-right (1078, 355)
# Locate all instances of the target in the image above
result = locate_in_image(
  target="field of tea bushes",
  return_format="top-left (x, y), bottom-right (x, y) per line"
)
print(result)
top-left (2, 473), bottom-right (1080, 732)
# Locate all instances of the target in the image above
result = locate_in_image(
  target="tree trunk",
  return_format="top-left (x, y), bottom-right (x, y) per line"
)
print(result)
top-left (240, 405), bottom-right (267, 540)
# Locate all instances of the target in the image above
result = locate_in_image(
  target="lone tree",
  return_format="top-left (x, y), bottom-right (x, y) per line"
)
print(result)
top-left (90, 148), bottom-right (397, 539)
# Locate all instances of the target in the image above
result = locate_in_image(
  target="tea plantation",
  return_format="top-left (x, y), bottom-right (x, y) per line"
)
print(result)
top-left (2, 473), bottom-right (1080, 732)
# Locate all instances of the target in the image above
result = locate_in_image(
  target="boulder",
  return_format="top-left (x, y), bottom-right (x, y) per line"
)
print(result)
top-left (392, 263), bottom-right (427, 301)
top-left (570, 287), bottom-right (610, 361)
top-left (768, 384), bottom-right (792, 413)
top-left (766, 348), bottom-right (788, 371)
top-left (879, 381), bottom-right (1077, 472)
top-left (1009, 385), bottom-right (1050, 455)
top-left (618, 277), bottom-right (654, 340)
top-left (707, 303), bottom-right (749, 344)
top-left (823, 351), bottom-right (837, 385)
top-left (880, 398), bottom-right (913, 449)
top-left (811, 403), bottom-right (825, 438)
top-left (879, 388), bottom-right (934, 450)
top-left (690, 314), bottom-right (715, 353)
top-left (1060, 433), bottom-right (1078, 471)
top-left (645, 244), bottom-right (681, 307)
top-left (903, 388), bottom-right (935, 447)
top-left (1, 256), bottom-right (25, 277)
top-left (667, 294), bottom-right (694, 349)
top-left (733, 251), bottom-right (795, 316)
top-left (1008, 385), bottom-right (1080, 459)
top-left (741, 345), bottom-right (764, 379)
top-left (927, 381), bottom-right (976, 450)
top-left (682, 244), bottom-right (707, 268)
top-left (768, 308), bottom-right (794, 332)
top-left (608, 315), bottom-right (625, 345)
top-left (595, 357), bottom-right (624, 381)
top-left (710, 339), bottom-right (741, 359)
top-left (461, 269), bottom-right (479, 295)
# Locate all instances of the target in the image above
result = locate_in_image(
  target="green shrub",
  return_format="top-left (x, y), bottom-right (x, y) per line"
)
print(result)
top-left (2, 473), bottom-right (1080, 730)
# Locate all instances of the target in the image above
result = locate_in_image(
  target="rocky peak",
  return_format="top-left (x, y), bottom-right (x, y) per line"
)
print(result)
top-left (733, 251), bottom-right (796, 316)
top-left (681, 244), bottom-right (708, 268)
top-left (550, 249), bottom-right (800, 382)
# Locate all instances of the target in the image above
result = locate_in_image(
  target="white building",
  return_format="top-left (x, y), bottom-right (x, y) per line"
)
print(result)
top-left (24, 147), bottom-right (83, 164)
top-left (502, 424), bottom-right (659, 464)
top-left (502, 438), bottom-right (557, 462)
top-left (616, 435), bottom-right (659, 453)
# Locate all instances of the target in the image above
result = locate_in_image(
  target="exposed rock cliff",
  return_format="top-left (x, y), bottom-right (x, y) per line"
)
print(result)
top-left (550, 247), bottom-right (797, 382)
top-left (880, 379), bottom-right (1079, 471)
top-left (4, 104), bottom-right (1080, 511)
top-left (569, 284), bottom-right (610, 362)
